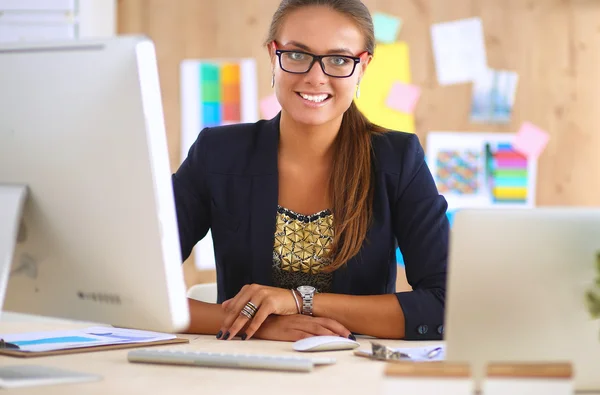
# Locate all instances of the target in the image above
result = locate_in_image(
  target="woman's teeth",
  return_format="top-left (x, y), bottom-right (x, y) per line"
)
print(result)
top-left (299, 93), bottom-right (329, 103)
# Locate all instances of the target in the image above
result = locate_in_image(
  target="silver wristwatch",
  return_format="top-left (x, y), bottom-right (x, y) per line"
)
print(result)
top-left (296, 285), bottom-right (316, 316)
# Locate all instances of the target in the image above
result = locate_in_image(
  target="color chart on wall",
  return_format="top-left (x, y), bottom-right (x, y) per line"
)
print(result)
top-left (426, 131), bottom-right (537, 210)
top-left (180, 58), bottom-right (258, 270)
top-left (180, 58), bottom-right (258, 162)
top-left (486, 142), bottom-right (529, 203)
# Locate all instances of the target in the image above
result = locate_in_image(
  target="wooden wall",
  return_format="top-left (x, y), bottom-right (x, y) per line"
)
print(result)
top-left (117, 0), bottom-right (600, 287)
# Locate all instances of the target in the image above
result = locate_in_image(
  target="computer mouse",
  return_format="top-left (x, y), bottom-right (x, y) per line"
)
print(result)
top-left (293, 336), bottom-right (360, 352)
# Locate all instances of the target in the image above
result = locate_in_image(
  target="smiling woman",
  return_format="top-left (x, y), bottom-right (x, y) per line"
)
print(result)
top-left (173, 0), bottom-right (449, 343)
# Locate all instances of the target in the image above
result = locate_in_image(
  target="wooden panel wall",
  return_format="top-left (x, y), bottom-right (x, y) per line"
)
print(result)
top-left (117, 0), bottom-right (600, 287)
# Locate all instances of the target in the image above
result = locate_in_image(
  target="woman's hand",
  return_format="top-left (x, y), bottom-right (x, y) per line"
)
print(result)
top-left (253, 314), bottom-right (353, 342)
top-left (218, 284), bottom-right (299, 340)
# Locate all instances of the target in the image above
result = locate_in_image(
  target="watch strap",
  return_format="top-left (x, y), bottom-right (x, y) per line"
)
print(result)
top-left (300, 288), bottom-right (314, 316)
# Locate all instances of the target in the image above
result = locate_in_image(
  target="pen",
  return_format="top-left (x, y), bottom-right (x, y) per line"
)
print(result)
top-left (426, 346), bottom-right (443, 359)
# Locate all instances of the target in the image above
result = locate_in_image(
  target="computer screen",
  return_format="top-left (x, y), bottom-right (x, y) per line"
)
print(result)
top-left (0, 36), bottom-right (190, 332)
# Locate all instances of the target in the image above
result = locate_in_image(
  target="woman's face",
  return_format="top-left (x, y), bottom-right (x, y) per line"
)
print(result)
top-left (270, 6), bottom-right (371, 128)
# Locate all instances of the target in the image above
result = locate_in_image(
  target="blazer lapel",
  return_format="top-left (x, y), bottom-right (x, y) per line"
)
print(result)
top-left (248, 115), bottom-right (280, 286)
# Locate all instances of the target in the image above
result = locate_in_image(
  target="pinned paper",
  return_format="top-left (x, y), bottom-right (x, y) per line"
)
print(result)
top-left (426, 131), bottom-right (538, 210)
top-left (386, 82), bottom-right (421, 113)
top-left (259, 93), bottom-right (281, 120)
top-left (355, 42), bottom-right (415, 133)
top-left (430, 17), bottom-right (487, 85)
top-left (513, 122), bottom-right (550, 158)
top-left (470, 69), bottom-right (519, 124)
top-left (373, 12), bottom-right (402, 44)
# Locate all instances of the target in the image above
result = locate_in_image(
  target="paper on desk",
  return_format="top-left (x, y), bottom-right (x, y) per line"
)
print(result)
top-left (359, 345), bottom-right (446, 362)
top-left (431, 17), bottom-right (487, 85)
top-left (2, 326), bottom-right (176, 353)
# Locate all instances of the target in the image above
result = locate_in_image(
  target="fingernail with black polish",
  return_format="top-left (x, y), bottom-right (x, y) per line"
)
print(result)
top-left (216, 330), bottom-right (222, 339)
top-left (348, 334), bottom-right (356, 341)
top-left (241, 333), bottom-right (247, 341)
top-left (223, 331), bottom-right (230, 340)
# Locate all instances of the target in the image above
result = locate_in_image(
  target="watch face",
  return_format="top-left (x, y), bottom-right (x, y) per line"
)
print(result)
top-left (297, 285), bottom-right (316, 294)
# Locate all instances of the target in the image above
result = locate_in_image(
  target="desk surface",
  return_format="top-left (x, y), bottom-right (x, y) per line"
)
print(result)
top-left (0, 321), bottom-right (441, 394)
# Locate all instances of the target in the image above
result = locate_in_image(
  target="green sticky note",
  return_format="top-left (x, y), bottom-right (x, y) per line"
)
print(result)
top-left (373, 12), bottom-right (402, 44)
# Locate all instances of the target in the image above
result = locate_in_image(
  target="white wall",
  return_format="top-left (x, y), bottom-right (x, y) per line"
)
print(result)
top-left (78, 0), bottom-right (116, 38)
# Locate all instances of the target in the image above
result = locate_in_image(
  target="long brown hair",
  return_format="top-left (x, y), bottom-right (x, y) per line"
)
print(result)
top-left (266, 0), bottom-right (387, 272)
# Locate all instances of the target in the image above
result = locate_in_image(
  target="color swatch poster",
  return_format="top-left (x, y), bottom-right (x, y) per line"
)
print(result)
top-left (180, 58), bottom-right (258, 162)
top-left (180, 58), bottom-right (258, 269)
top-left (426, 131), bottom-right (537, 210)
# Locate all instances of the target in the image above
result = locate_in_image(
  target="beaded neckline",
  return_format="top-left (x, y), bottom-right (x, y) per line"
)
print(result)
top-left (277, 205), bottom-right (332, 223)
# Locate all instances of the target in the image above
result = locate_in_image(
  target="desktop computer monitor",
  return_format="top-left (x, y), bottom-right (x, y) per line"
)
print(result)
top-left (0, 36), bottom-right (190, 333)
top-left (444, 208), bottom-right (600, 391)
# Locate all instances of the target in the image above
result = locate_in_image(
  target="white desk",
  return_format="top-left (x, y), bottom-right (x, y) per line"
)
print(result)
top-left (0, 321), bottom-right (441, 394)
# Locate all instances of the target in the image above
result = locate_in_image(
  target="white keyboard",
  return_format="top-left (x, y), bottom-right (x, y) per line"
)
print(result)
top-left (127, 349), bottom-right (337, 373)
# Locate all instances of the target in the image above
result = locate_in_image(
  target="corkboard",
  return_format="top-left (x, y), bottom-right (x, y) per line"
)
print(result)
top-left (117, 0), bottom-right (600, 286)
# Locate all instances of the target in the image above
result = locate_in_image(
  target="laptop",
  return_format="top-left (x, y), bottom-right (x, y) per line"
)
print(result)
top-left (444, 208), bottom-right (600, 391)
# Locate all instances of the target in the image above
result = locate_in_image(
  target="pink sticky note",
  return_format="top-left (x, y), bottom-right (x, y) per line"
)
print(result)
top-left (513, 122), bottom-right (550, 158)
top-left (259, 94), bottom-right (282, 120)
top-left (385, 82), bottom-right (421, 113)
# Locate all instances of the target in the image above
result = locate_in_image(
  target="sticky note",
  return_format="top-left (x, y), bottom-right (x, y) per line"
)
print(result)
top-left (513, 122), bottom-right (550, 158)
top-left (385, 81), bottom-right (421, 113)
top-left (259, 93), bottom-right (281, 119)
top-left (373, 12), bottom-right (402, 44)
top-left (355, 42), bottom-right (415, 133)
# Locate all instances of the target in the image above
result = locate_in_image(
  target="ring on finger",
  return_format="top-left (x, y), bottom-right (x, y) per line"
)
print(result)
top-left (240, 302), bottom-right (258, 319)
top-left (240, 309), bottom-right (254, 319)
top-left (246, 302), bottom-right (258, 313)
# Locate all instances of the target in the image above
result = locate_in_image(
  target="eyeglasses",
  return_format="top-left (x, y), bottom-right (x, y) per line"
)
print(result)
top-left (274, 48), bottom-right (367, 78)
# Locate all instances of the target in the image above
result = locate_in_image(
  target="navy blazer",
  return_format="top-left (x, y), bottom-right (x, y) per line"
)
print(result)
top-left (172, 114), bottom-right (449, 340)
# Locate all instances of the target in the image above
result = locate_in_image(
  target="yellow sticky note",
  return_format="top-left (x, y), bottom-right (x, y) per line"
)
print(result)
top-left (355, 42), bottom-right (415, 133)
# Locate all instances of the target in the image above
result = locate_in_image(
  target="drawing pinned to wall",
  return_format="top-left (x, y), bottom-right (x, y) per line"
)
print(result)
top-left (470, 69), bottom-right (519, 123)
top-left (430, 17), bottom-right (487, 86)
top-left (355, 42), bottom-right (415, 133)
top-left (435, 150), bottom-right (480, 195)
top-left (180, 58), bottom-right (258, 270)
top-left (427, 132), bottom-right (538, 210)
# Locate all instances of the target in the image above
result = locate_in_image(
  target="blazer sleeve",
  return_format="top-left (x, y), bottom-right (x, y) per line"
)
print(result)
top-left (392, 134), bottom-right (449, 340)
top-left (171, 129), bottom-right (211, 261)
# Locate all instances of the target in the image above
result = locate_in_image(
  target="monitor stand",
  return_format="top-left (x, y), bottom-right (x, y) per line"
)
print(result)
top-left (0, 184), bottom-right (28, 327)
top-left (0, 185), bottom-right (103, 387)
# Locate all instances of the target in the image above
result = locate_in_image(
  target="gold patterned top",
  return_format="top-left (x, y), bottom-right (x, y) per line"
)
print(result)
top-left (272, 205), bottom-right (334, 293)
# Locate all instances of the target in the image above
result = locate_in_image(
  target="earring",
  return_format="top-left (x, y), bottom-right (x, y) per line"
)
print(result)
top-left (355, 83), bottom-right (361, 99)
top-left (271, 73), bottom-right (275, 88)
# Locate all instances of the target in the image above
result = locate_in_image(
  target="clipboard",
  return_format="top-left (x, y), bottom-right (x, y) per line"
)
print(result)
top-left (0, 336), bottom-right (189, 358)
